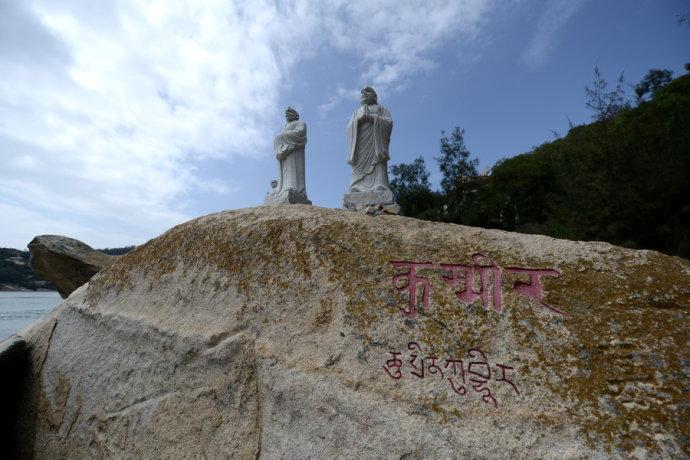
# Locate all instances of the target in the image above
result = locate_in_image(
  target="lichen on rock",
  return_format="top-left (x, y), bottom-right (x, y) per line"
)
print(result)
top-left (11, 205), bottom-right (690, 458)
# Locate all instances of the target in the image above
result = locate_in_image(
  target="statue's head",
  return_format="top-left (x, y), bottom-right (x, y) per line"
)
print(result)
top-left (360, 86), bottom-right (378, 105)
top-left (285, 107), bottom-right (299, 122)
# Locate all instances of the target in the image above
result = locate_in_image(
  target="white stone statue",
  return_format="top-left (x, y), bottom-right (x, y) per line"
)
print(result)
top-left (264, 107), bottom-right (311, 205)
top-left (343, 86), bottom-right (396, 210)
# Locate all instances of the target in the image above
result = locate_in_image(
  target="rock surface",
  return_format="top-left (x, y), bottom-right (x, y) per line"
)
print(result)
top-left (1, 335), bottom-right (28, 458)
top-left (14, 206), bottom-right (690, 458)
top-left (28, 235), bottom-right (118, 298)
top-left (363, 203), bottom-right (400, 215)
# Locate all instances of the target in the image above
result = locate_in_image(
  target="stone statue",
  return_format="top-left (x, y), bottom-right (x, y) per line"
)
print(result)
top-left (264, 107), bottom-right (311, 205)
top-left (343, 87), bottom-right (396, 211)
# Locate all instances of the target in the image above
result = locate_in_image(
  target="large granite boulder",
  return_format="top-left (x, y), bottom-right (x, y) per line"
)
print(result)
top-left (14, 206), bottom-right (690, 458)
top-left (28, 235), bottom-right (118, 298)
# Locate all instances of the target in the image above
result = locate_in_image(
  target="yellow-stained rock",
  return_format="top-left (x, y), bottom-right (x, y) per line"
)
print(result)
top-left (14, 205), bottom-right (690, 458)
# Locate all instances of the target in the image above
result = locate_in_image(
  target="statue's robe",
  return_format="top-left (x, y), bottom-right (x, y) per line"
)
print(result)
top-left (274, 120), bottom-right (307, 194)
top-left (347, 103), bottom-right (393, 193)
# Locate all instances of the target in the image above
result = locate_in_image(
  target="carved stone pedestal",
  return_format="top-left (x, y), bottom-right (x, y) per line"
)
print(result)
top-left (264, 188), bottom-right (312, 205)
top-left (343, 190), bottom-right (395, 211)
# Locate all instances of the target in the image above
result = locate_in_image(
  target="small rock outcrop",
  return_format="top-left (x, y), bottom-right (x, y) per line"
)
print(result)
top-left (28, 235), bottom-right (118, 298)
top-left (13, 206), bottom-right (690, 458)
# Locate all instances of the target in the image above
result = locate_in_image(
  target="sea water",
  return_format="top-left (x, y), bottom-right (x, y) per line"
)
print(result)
top-left (0, 291), bottom-right (61, 342)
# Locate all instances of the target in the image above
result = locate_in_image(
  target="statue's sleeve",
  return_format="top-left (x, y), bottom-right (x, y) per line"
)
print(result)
top-left (275, 121), bottom-right (307, 159)
top-left (347, 110), bottom-right (359, 165)
top-left (371, 106), bottom-right (392, 161)
top-left (283, 121), bottom-right (307, 146)
top-left (378, 107), bottom-right (393, 131)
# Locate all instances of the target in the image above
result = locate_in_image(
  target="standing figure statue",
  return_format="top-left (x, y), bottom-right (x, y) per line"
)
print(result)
top-left (343, 86), bottom-right (396, 211)
top-left (264, 107), bottom-right (311, 205)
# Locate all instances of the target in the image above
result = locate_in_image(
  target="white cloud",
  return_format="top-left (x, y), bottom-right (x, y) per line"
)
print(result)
top-left (522, 0), bottom-right (588, 68)
top-left (0, 0), bottom-right (497, 248)
top-left (340, 0), bottom-right (492, 86)
top-left (0, 202), bottom-right (139, 250)
top-left (318, 86), bottom-right (360, 117)
top-left (319, 0), bottom-right (495, 112)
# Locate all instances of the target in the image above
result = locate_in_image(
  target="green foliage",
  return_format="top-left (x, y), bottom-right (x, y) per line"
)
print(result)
top-left (635, 69), bottom-right (673, 100)
top-left (390, 156), bottom-right (431, 192)
top-left (585, 65), bottom-right (630, 121)
top-left (478, 73), bottom-right (690, 258)
top-left (436, 127), bottom-right (479, 194)
top-left (474, 149), bottom-right (557, 233)
top-left (397, 71), bottom-right (690, 259)
top-left (435, 127), bottom-right (479, 223)
top-left (98, 245), bottom-right (136, 256)
top-left (390, 156), bottom-right (442, 220)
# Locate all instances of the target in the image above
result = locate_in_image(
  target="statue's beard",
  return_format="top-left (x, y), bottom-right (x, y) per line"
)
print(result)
top-left (361, 97), bottom-right (376, 105)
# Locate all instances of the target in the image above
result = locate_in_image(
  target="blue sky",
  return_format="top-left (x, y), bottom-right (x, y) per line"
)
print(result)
top-left (1, 0), bottom-right (688, 249)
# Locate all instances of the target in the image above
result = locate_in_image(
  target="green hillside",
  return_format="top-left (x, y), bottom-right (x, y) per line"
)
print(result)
top-left (392, 72), bottom-right (690, 259)
top-left (475, 74), bottom-right (690, 258)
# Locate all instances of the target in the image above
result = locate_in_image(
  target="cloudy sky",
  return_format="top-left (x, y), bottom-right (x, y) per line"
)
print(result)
top-left (1, 0), bottom-right (688, 249)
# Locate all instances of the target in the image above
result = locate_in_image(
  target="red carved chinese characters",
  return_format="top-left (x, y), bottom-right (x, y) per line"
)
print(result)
top-left (390, 261), bottom-right (434, 318)
top-left (391, 254), bottom-right (567, 318)
top-left (382, 341), bottom-right (520, 407)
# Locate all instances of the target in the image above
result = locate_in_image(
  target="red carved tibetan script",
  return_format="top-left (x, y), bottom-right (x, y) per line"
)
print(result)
top-left (383, 352), bottom-right (403, 380)
top-left (383, 341), bottom-right (520, 407)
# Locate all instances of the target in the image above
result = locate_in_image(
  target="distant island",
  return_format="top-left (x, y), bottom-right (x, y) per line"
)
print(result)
top-left (0, 246), bottom-right (134, 291)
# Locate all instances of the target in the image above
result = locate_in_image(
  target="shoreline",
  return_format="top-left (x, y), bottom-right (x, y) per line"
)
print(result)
top-left (0, 288), bottom-right (58, 293)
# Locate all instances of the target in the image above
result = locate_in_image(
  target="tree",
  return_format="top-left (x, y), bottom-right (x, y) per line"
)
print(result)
top-left (389, 157), bottom-right (440, 219)
top-left (435, 127), bottom-right (479, 223)
top-left (474, 149), bottom-right (557, 233)
top-left (585, 65), bottom-right (630, 121)
top-left (390, 156), bottom-right (431, 194)
top-left (634, 69), bottom-right (673, 100)
top-left (485, 72), bottom-right (690, 258)
top-left (445, 69), bottom-right (690, 258)
top-left (98, 245), bottom-right (136, 256)
top-left (436, 127), bottom-right (478, 195)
